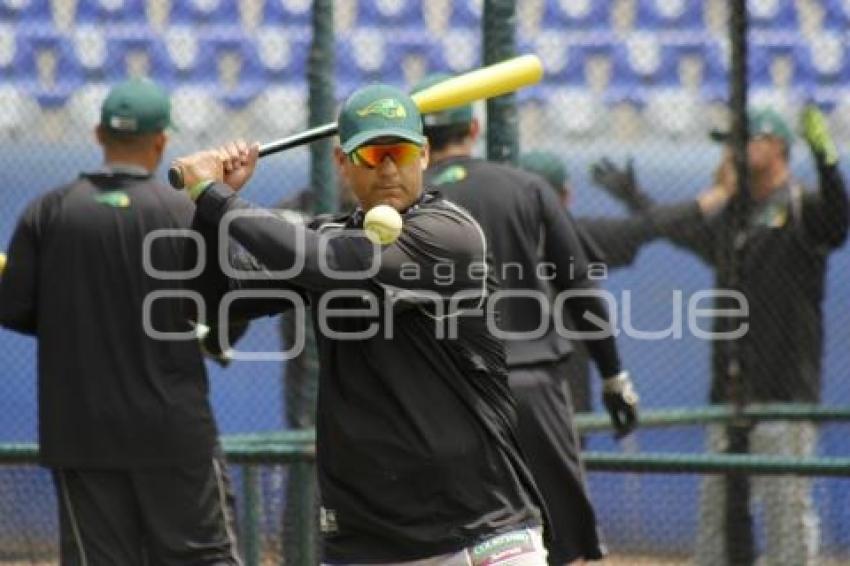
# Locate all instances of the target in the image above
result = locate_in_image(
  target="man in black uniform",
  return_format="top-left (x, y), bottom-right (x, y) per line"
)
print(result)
top-left (0, 79), bottom-right (240, 565)
top-left (413, 75), bottom-right (639, 566)
top-left (591, 107), bottom-right (848, 565)
top-left (171, 84), bottom-right (594, 564)
top-left (517, 151), bottom-right (654, 417)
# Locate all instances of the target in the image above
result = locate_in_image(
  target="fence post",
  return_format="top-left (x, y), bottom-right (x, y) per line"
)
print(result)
top-left (482, 0), bottom-right (518, 164)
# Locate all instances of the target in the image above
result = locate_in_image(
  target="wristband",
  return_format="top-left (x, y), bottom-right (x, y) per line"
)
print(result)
top-left (188, 179), bottom-right (214, 201)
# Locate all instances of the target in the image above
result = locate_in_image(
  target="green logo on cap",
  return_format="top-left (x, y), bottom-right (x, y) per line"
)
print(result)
top-left (356, 98), bottom-right (408, 120)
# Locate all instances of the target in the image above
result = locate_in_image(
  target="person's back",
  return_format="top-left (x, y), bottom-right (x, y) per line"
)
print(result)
top-left (29, 171), bottom-right (213, 465)
top-left (0, 78), bottom-right (240, 565)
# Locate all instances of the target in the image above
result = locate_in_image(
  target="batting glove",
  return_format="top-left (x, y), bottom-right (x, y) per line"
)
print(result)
top-left (602, 371), bottom-right (639, 439)
top-left (801, 106), bottom-right (839, 166)
top-left (589, 158), bottom-right (654, 212)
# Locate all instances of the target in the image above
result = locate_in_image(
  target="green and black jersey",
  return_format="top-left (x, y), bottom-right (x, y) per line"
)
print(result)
top-left (191, 184), bottom-right (544, 563)
top-left (0, 169), bottom-right (217, 468)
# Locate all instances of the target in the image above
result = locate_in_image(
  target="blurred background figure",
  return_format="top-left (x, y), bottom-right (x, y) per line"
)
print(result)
top-left (590, 106), bottom-right (848, 565)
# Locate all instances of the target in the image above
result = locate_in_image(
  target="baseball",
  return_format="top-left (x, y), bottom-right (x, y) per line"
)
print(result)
top-left (364, 205), bottom-right (403, 245)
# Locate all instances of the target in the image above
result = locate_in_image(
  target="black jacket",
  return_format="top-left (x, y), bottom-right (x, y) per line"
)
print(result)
top-left (190, 184), bottom-right (543, 562)
top-left (426, 156), bottom-right (623, 376)
top-left (649, 158), bottom-right (848, 403)
top-left (0, 170), bottom-right (217, 467)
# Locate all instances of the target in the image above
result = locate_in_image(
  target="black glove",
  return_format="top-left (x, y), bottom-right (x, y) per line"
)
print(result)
top-left (589, 158), bottom-right (654, 213)
top-left (602, 371), bottom-right (639, 439)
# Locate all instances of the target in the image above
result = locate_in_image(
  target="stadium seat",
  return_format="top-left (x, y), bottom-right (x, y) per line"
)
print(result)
top-left (700, 38), bottom-right (728, 101)
top-left (255, 26), bottom-right (310, 81)
top-left (542, 87), bottom-right (602, 135)
top-left (540, 0), bottom-right (613, 30)
top-left (0, 85), bottom-right (39, 137)
top-left (358, 0), bottom-right (423, 27)
top-left (0, 0), bottom-right (51, 24)
top-left (536, 33), bottom-right (613, 88)
top-left (644, 88), bottom-right (702, 136)
top-left (607, 43), bottom-right (641, 105)
top-left (430, 28), bottom-right (479, 73)
top-left (14, 30), bottom-right (83, 107)
top-left (72, 26), bottom-right (108, 79)
top-left (75, 0), bottom-right (147, 25)
top-left (169, 0), bottom-right (239, 26)
top-left (747, 0), bottom-right (797, 31)
top-left (635, 0), bottom-right (704, 31)
top-left (64, 82), bottom-right (110, 130)
top-left (262, 0), bottom-right (312, 27)
top-left (448, 0), bottom-right (481, 28)
top-left (188, 34), bottom-right (264, 107)
top-left (748, 40), bottom-right (814, 94)
top-left (169, 85), bottom-right (224, 137)
top-left (104, 30), bottom-right (174, 83)
top-left (164, 25), bottom-right (200, 76)
top-left (337, 30), bottom-right (429, 88)
top-left (822, 0), bottom-right (850, 31)
top-left (805, 34), bottom-right (850, 109)
top-left (249, 84), bottom-right (307, 137)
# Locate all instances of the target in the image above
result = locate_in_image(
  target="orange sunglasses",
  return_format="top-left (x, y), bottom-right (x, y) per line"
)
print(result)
top-left (349, 142), bottom-right (422, 169)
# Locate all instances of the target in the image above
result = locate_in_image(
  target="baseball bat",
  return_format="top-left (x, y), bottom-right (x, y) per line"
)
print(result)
top-left (169, 54), bottom-right (544, 189)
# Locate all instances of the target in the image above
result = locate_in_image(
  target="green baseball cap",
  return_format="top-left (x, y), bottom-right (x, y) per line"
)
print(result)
top-left (338, 84), bottom-right (427, 153)
top-left (100, 77), bottom-right (173, 134)
top-left (519, 151), bottom-right (568, 195)
top-left (410, 73), bottom-right (474, 127)
top-left (710, 108), bottom-right (793, 146)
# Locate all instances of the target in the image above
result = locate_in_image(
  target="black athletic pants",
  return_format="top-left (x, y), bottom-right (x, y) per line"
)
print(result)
top-left (509, 359), bottom-right (605, 565)
top-left (51, 449), bottom-right (242, 566)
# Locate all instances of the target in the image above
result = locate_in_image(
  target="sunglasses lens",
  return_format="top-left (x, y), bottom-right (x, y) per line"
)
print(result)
top-left (351, 143), bottom-right (420, 168)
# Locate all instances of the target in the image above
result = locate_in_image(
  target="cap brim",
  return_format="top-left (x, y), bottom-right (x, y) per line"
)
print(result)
top-left (342, 128), bottom-right (427, 154)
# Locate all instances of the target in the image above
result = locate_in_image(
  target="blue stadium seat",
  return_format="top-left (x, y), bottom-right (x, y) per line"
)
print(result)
top-left (822, 0), bottom-right (850, 30)
top-left (635, 0), bottom-right (704, 31)
top-left (0, 0), bottom-right (51, 23)
top-left (192, 34), bottom-right (264, 107)
top-left (103, 30), bottom-right (173, 84)
top-left (747, 0), bottom-right (797, 30)
top-left (75, 0), bottom-right (147, 25)
top-left (358, 0), bottom-right (422, 27)
top-left (255, 27), bottom-right (309, 82)
top-left (536, 35), bottom-right (612, 88)
top-left (169, 0), bottom-right (239, 26)
top-left (541, 0), bottom-right (613, 30)
top-left (262, 0), bottom-right (312, 26)
top-left (700, 39), bottom-right (728, 101)
top-left (15, 30), bottom-right (83, 107)
top-left (448, 0), bottom-right (481, 28)
top-left (607, 43), bottom-right (641, 105)
top-left (805, 35), bottom-right (850, 109)
top-left (428, 29), bottom-right (480, 73)
top-left (748, 40), bottom-right (814, 91)
top-left (337, 31), bottom-right (428, 88)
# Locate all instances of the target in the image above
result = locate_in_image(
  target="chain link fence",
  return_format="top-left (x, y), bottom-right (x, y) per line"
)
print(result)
top-left (2, 0), bottom-right (850, 564)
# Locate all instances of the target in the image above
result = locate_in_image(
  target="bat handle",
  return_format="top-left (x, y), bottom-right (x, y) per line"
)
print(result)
top-left (168, 165), bottom-right (185, 190)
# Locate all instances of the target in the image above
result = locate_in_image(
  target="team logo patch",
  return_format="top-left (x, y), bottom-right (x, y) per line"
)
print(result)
top-left (431, 164), bottom-right (467, 186)
top-left (356, 98), bottom-right (408, 120)
top-left (94, 191), bottom-right (131, 208)
top-left (470, 530), bottom-right (537, 565)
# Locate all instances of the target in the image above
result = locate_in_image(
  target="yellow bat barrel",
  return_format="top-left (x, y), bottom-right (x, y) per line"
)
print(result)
top-left (411, 54), bottom-right (544, 114)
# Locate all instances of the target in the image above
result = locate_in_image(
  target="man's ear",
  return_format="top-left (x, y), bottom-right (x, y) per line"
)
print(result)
top-left (94, 125), bottom-right (105, 147)
top-left (154, 132), bottom-right (167, 154)
top-left (420, 142), bottom-right (430, 170)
